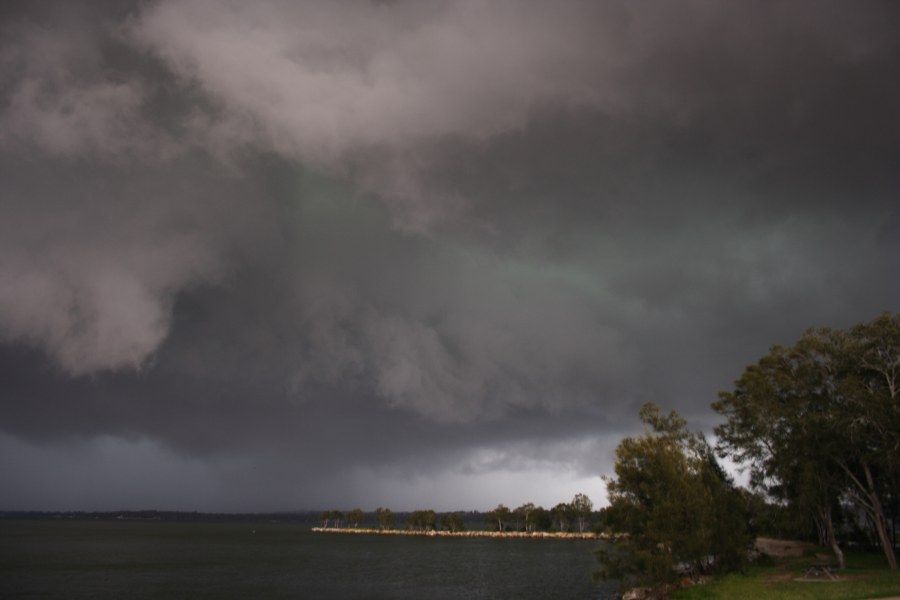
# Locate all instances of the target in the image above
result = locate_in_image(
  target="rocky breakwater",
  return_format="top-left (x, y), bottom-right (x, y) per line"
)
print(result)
top-left (312, 527), bottom-right (601, 539)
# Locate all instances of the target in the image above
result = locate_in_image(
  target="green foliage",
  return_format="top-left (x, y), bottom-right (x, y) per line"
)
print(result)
top-left (347, 508), bottom-right (365, 528)
top-left (439, 512), bottom-right (466, 532)
top-left (551, 502), bottom-right (574, 532)
top-left (374, 507), bottom-right (394, 530)
top-left (571, 493), bottom-right (593, 532)
top-left (320, 510), bottom-right (345, 528)
top-left (530, 506), bottom-right (553, 532)
top-left (486, 504), bottom-right (511, 532)
top-left (596, 403), bottom-right (752, 592)
top-left (406, 509), bottom-right (437, 531)
top-left (329, 510), bottom-right (344, 528)
top-left (713, 313), bottom-right (900, 569)
top-left (513, 503), bottom-right (535, 532)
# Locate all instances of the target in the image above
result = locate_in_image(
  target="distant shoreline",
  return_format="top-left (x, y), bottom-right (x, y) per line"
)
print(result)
top-left (312, 527), bottom-right (601, 540)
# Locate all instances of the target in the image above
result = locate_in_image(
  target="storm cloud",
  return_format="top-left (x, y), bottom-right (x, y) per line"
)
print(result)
top-left (1, 0), bottom-right (898, 512)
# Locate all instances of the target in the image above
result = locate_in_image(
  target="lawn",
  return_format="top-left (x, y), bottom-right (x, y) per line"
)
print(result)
top-left (673, 550), bottom-right (900, 600)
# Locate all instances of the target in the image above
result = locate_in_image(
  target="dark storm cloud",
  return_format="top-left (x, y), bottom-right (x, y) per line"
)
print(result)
top-left (0, 0), bottom-right (898, 510)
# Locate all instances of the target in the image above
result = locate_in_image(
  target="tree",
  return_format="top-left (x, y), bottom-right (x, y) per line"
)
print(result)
top-left (440, 512), bottom-right (465, 532)
top-left (530, 506), bottom-right (552, 532)
top-left (596, 403), bottom-right (751, 592)
top-left (347, 508), bottom-right (365, 529)
top-left (840, 315), bottom-right (900, 569)
top-left (551, 502), bottom-right (573, 532)
top-left (487, 504), bottom-right (511, 532)
top-left (571, 493), bottom-right (593, 533)
top-left (714, 314), bottom-right (900, 569)
top-left (375, 507), bottom-right (394, 530)
top-left (514, 503), bottom-right (536, 532)
top-left (329, 510), bottom-right (344, 529)
top-left (407, 509), bottom-right (437, 531)
top-left (713, 335), bottom-right (848, 568)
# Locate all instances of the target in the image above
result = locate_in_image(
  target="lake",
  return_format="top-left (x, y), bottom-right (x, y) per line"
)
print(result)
top-left (0, 519), bottom-right (616, 599)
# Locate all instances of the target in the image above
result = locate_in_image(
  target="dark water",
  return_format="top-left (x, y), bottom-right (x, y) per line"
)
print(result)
top-left (0, 520), bottom-right (616, 599)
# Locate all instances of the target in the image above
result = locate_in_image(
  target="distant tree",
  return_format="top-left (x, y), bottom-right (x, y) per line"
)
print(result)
top-left (329, 510), bottom-right (344, 529)
top-left (514, 503), bottom-right (536, 532)
top-left (407, 509), bottom-right (437, 531)
top-left (530, 506), bottom-right (552, 532)
top-left (571, 493), bottom-right (593, 533)
top-left (320, 510), bottom-right (331, 528)
top-left (347, 508), bottom-right (365, 529)
top-left (551, 502), bottom-right (573, 532)
top-left (595, 403), bottom-right (751, 593)
top-left (440, 512), bottom-right (466, 532)
top-left (486, 504), bottom-right (511, 532)
top-left (375, 507), bottom-right (394, 530)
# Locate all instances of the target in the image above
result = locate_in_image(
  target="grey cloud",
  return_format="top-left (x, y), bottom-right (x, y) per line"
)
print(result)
top-left (127, 0), bottom-right (627, 228)
top-left (0, 0), bottom-right (898, 511)
top-left (147, 186), bottom-right (640, 424)
top-left (0, 153), bottom-right (280, 374)
top-left (0, 4), bottom-right (177, 160)
top-left (130, 0), bottom-right (611, 152)
top-left (354, 261), bottom-right (635, 422)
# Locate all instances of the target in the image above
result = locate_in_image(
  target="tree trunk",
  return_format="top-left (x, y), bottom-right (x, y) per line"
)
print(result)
top-left (813, 515), bottom-right (827, 547)
top-left (872, 506), bottom-right (897, 570)
top-left (840, 459), bottom-right (897, 569)
top-left (870, 498), bottom-right (897, 569)
top-left (819, 506), bottom-right (845, 569)
top-left (858, 461), bottom-right (898, 570)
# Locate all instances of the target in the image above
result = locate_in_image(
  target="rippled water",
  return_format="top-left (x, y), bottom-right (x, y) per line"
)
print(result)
top-left (1, 520), bottom-right (616, 599)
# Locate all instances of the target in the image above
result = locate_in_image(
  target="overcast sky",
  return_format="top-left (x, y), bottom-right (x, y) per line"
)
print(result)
top-left (1, 0), bottom-right (898, 513)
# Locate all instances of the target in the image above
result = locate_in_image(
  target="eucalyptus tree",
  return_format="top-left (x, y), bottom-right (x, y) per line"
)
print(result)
top-left (407, 509), bottom-right (437, 531)
top-left (571, 493), bottom-right (593, 533)
top-left (487, 504), bottom-right (511, 532)
top-left (375, 507), bottom-right (394, 530)
top-left (551, 502), bottom-right (573, 532)
top-left (831, 315), bottom-right (899, 569)
top-left (714, 314), bottom-right (899, 569)
top-left (514, 502), bottom-right (536, 532)
top-left (329, 510), bottom-right (345, 529)
top-left (531, 506), bottom-right (552, 532)
top-left (347, 508), bottom-right (365, 529)
top-left (439, 512), bottom-right (465, 532)
top-left (713, 334), bottom-right (848, 567)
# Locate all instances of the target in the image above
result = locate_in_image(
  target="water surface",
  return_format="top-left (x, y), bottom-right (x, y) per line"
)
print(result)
top-left (1, 519), bottom-right (615, 599)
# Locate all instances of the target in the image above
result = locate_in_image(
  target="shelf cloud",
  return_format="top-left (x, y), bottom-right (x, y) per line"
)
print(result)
top-left (1, 0), bottom-right (898, 512)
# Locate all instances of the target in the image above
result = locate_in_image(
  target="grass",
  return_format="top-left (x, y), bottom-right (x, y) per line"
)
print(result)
top-left (673, 550), bottom-right (900, 600)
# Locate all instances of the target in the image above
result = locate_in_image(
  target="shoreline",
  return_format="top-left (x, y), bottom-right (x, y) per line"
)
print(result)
top-left (311, 527), bottom-right (601, 540)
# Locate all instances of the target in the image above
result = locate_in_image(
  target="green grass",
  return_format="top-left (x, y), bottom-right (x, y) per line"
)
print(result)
top-left (673, 551), bottom-right (900, 600)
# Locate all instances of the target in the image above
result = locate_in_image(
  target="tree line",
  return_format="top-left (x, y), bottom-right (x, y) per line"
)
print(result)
top-left (318, 493), bottom-right (596, 533)
top-left (596, 313), bottom-right (899, 595)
